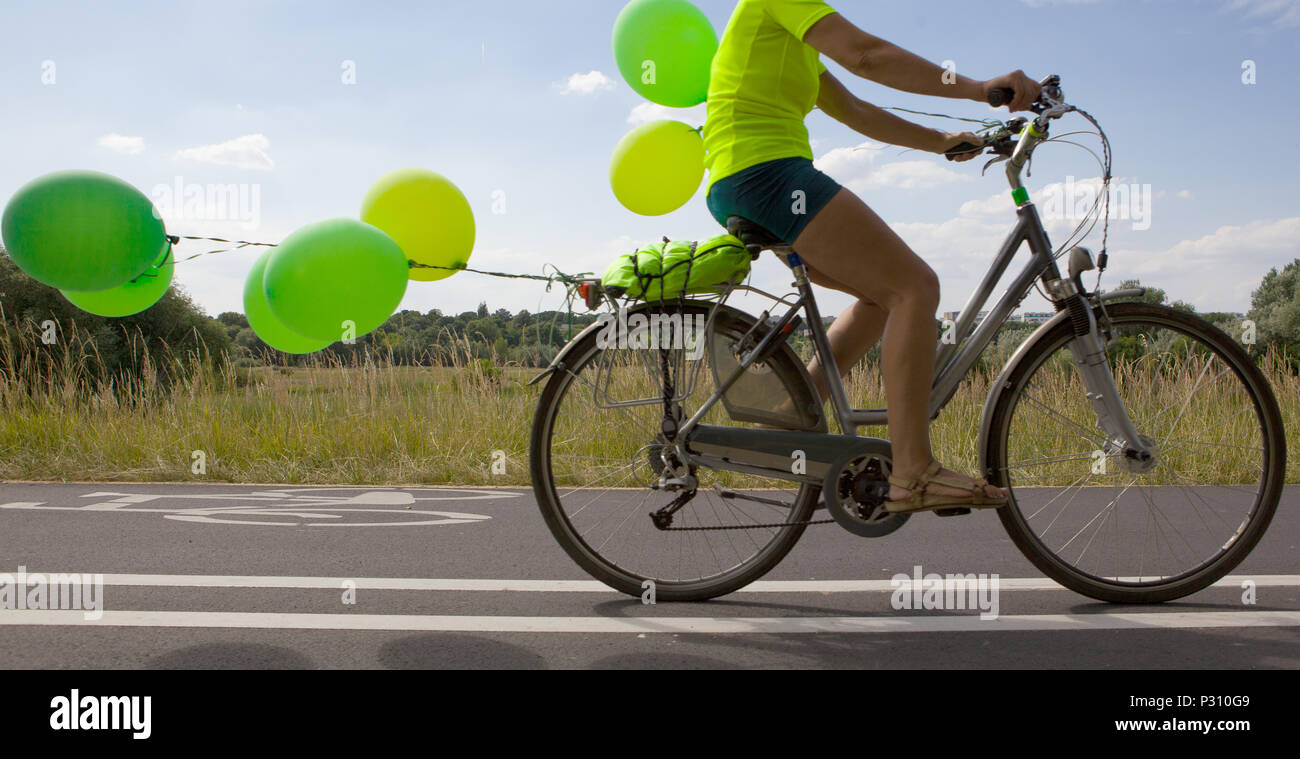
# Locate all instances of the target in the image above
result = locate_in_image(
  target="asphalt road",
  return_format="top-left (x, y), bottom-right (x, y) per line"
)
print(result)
top-left (0, 482), bottom-right (1295, 669)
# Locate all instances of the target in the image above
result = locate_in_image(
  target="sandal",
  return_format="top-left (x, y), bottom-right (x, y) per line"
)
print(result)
top-left (886, 459), bottom-right (1008, 514)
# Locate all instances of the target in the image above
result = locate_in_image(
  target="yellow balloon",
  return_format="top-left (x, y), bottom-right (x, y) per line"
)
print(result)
top-left (610, 120), bottom-right (705, 216)
top-left (360, 168), bottom-right (475, 282)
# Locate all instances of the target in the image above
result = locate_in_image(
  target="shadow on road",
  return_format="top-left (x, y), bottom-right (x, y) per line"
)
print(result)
top-left (378, 634), bottom-right (548, 670)
top-left (147, 642), bottom-right (314, 669)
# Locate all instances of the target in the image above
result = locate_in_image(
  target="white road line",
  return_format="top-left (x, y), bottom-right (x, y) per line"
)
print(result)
top-left (2, 609), bottom-right (1298, 634)
top-left (14, 573), bottom-right (1300, 593)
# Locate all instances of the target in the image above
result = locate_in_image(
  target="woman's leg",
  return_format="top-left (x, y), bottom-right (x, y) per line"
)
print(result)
top-left (796, 265), bottom-right (887, 400)
top-left (793, 188), bottom-right (1004, 500)
top-left (759, 263), bottom-right (884, 427)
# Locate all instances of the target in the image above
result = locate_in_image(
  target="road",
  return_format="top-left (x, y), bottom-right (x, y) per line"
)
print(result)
top-left (0, 482), bottom-right (1295, 669)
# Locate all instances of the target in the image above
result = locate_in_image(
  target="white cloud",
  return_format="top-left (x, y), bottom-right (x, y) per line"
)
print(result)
top-left (958, 190), bottom-right (1012, 219)
top-left (813, 141), bottom-right (881, 176)
top-left (97, 133), bottom-right (145, 155)
top-left (860, 161), bottom-right (972, 190)
top-left (627, 102), bottom-right (707, 125)
top-left (1111, 217), bottom-right (1300, 310)
top-left (173, 134), bottom-right (275, 171)
top-left (1160, 217), bottom-right (1300, 264)
top-left (814, 141), bottom-right (969, 191)
top-left (1227, 0), bottom-right (1300, 27)
top-left (558, 70), bottom-right (614, 95)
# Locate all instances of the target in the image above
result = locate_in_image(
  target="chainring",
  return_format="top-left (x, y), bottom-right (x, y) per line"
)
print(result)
top-left (822, 439), bottom-right (910, 538)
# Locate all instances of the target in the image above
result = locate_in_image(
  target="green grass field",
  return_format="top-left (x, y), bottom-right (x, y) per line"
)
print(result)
top-left (1, 321), bottom-right (1293, 486)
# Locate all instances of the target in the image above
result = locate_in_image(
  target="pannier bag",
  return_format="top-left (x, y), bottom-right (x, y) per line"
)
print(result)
top-left (600, 233), bottom-right (752, 301)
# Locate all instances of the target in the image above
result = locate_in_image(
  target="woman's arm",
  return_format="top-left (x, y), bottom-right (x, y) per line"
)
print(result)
top-left (804, 12), bottom-right (1041, 112)
top-left (816, 70), bottom-right (984, 160)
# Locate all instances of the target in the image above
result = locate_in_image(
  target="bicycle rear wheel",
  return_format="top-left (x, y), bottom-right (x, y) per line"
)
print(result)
top-left (529, 302), bottom-right (822, 601)
top-left (986, 302), bottom-right (1286, 603)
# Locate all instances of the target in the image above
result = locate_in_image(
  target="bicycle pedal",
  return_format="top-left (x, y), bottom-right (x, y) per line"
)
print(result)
top-left (935, 507), bottom-right (972, 518)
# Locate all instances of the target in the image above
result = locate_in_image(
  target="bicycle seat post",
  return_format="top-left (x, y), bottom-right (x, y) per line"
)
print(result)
top-left (784, 250), bottom-right (809, 285)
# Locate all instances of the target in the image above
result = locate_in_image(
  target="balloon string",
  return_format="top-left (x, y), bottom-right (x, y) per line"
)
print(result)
top-left (164, 234), bottom-right (593, 288)
top-left (163, 234), bottom-right (277, 265)
top-left (162, 234), bottom-right (596, 362)
top-left (408, 261), bottom-right (593, 288)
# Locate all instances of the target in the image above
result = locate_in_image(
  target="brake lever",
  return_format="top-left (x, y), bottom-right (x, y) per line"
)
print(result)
top-left (981, 155), bottom-right (1009, 176)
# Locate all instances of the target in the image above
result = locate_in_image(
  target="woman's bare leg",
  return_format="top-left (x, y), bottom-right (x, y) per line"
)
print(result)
top-left (792, 188), bottom-right (1005, 500)
top-left (798, 267), bottom-right (887, 401)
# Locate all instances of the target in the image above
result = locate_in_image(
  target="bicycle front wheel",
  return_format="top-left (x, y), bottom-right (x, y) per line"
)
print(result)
top-left (986, 302), bottom-right (1286, 603)
top-left (529, 302), bottom-right (821, 601)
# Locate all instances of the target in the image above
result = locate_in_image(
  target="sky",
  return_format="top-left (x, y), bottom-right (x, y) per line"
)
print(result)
top-left (2, 0), bottom-right (1298, 321)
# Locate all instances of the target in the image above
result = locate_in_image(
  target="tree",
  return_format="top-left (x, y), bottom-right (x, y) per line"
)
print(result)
top-left (1247, 259), bottom-right (1300, 357)
top-left (465, 317), bottom-right (500, 343)
top-left (216, 312), bottom-right (249, 341)
top-left (1113, 279), bottom-right (1166, 306)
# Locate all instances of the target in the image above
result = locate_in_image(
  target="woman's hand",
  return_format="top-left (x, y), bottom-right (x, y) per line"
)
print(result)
top-left (981, 70), bottom-right (1042, 111)
top-left (935, 131), bottom-right (985, 162)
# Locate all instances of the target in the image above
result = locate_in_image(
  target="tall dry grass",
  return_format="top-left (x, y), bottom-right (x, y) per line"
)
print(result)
top-left (0, 317), bottom-right (1294, 486)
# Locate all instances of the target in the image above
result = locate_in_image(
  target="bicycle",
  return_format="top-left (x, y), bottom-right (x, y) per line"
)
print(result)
top-left (527, 76), bottom-right (1286, 603)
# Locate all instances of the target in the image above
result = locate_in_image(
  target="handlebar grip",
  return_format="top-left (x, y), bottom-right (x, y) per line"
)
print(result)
top-left (988, 88), bottom-right (1015, 108)
top-left (944, 142), bottom-right (981, 162)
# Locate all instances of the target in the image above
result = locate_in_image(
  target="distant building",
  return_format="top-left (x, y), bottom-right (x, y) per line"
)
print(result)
top-left (1022, 312), bottom-right (1053, 324)
top-left (940, 310), bottom-right (989, 324)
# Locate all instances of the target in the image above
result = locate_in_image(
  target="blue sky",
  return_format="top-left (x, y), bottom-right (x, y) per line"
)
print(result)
top-left (2, 0), bottom-right (1297, 319)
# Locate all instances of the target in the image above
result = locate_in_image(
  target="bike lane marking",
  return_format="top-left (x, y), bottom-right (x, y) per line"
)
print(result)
top-left (0, 487), bottom-right (519, 527)
top-left (7, 573), bottom-right (1298, 592)
top-left (3, 609), bottom-right (1298, 634)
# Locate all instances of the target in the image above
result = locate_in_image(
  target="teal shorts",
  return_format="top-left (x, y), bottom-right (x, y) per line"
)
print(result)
top-left (706, 157), bottom-right (842, 245)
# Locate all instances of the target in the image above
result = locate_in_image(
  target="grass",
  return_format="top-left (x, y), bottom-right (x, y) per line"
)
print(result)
top-left (0, 316), bottom-right (1294, 487)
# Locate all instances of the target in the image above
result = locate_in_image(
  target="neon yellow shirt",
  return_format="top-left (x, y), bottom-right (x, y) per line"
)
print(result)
top-left (703, 0), bottom-right (838, 188)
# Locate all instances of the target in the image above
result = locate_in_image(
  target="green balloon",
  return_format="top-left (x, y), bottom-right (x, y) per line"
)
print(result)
top-left (61, 242), bottom-right (173, 317)
top-left (2, 170), bottom-right (167, 292)
top-left (613, 0), bottom-right (718, 108)
top-left (243, 250), bottom-right (333, 355)
top-left (263, 219), bottom-right (409, 342)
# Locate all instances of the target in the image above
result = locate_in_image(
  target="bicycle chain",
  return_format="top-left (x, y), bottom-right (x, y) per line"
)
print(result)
top-left (658, 517), bottom-right (835, 531)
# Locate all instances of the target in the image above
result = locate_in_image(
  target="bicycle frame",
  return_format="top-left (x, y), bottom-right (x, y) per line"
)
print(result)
top-left (675, 195), bottom-right (1154, 468)
top-left (675, 203), bottom-right (1056, 439)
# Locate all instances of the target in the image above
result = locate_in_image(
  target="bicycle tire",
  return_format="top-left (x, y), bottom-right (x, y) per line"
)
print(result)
top-left (985, 302), bottom-right (1286, 603)
top-left (529, 302), bottom-right (821, 601)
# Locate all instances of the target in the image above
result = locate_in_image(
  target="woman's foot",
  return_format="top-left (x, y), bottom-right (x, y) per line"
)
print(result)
top-left (886, 459), bottom-right (1008, 513)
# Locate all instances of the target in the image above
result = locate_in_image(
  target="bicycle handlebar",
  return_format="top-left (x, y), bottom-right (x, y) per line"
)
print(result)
top-left (945, 76), bottom-right (1069, 163)
top-left (987, 87), bottom-right (1016, 108)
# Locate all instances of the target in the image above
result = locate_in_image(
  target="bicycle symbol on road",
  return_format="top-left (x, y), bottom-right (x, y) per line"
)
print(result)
top-left (0, 487), bottom-right (514, 528)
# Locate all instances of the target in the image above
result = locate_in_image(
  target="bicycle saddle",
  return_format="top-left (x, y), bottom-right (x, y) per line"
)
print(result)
top-left (726, 216), bottom-right (789, 260)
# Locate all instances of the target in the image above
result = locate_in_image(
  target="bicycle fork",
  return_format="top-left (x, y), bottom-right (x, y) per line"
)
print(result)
top-left (1049, 279), bottom-right (1158, 471)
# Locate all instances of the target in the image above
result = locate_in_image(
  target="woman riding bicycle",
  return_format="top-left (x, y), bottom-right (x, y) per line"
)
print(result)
top-left (703, 0), bottom-right (1040, 512)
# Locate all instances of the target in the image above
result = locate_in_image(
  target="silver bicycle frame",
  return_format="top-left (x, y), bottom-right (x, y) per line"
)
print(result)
top-left (678, 153), bottom-right (1152, 461)
top-left (676, 201), bottom-right (1061, 439)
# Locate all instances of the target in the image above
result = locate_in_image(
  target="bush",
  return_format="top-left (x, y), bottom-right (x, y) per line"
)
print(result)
top-left (0, 249), bottom-right (232, 386)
